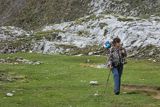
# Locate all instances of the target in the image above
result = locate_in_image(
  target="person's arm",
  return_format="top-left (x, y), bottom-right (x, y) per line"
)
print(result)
top-left (107, 48), bottom-right (113, 68)
top-left (121, 48), bottom-right (127, 57)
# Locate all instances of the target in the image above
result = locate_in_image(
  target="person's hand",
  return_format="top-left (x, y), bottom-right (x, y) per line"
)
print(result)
top-left (108, 64), bottom-right (113, 70)
top-left (121, 49), bottom-right (125, 54)
top-left (121, 48), bottom-right (127, 57)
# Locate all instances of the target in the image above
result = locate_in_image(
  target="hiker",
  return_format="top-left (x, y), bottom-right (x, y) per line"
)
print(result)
top-left (107, 37), bottom-right (127, 95)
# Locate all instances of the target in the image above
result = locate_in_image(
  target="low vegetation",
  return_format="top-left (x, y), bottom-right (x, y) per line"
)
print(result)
top-left (0, 53), bottom-right (160, 107)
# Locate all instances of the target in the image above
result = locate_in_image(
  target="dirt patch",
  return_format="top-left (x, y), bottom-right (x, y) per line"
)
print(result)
top-left (122, 84), bottom-right (160, 100)
top-left (80, 63), bottom-right (107, 69)
top-left (0, 57), bottom-right (42, 65)
top-left (0, 70), bottom-right (26, 82)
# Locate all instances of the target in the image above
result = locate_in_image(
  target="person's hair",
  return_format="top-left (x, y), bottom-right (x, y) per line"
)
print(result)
top-left (112, 37), bottom-right (121, 46)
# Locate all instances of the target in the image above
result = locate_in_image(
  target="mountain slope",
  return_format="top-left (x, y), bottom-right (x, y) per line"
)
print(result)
top-left (0, 0), bottom-right (160, 60)
top-left (90, 0), bottom-right (160, 16)
top-left (0, 0), bottom-right (90, 30)
top-left (1, 0), bottom-right (160, 29)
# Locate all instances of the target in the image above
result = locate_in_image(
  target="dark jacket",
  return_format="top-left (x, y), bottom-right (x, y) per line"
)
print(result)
top-left (108, 47), bottom-right (127, 67)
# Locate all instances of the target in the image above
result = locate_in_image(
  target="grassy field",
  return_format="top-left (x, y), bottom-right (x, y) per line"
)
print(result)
top-left (0, 53), bottom-right (160, 107)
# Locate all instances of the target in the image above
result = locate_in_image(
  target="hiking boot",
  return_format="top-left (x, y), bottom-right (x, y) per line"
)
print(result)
top-left (115, 92), bottom-right (120, 95)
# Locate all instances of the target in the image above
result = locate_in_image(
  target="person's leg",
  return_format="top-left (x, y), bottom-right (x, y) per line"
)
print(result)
top-left (112, 67), bottom-right (120, 95)
top-left (118, 64), bottom-right (124, 93)
top-left (119, 64), bottom-right (123, 78)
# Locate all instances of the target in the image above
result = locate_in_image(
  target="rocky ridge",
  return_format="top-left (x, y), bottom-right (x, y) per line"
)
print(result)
top-left (0, 0), bottom-right (160, 60)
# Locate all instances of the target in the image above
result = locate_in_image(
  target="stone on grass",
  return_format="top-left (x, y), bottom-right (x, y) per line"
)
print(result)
top-left (94, 93), bottom-right (99, 96)
top-left (94, 91), bottom-right (99, 96)
top-left (96, 64), bottom-right (107, 69)
top-left (90, 81), bottom-right (98, 85)
top-left (29, 50), bottom-right (33, 53)
top-left (6, 93), bottom-right (13, 97)
top-left (75, 54), bottom-right (83, 56)
top-left (88, 52), bottom-right (94, 56)
top-left (153, 60), bottom-right (157, 62)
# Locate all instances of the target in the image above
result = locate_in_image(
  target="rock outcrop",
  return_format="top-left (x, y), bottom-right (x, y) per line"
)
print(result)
top-left (0, 0), bottom-right (160, 59)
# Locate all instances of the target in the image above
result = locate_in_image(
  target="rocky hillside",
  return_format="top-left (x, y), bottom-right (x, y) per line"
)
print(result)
top-left (1, 0), bottom-right (160, 29)
top-left (0, 0), bottom-right (160, 60)
top-left (90, 0), bottom-right (160, 16)
top-left (32, 14), bottom-right (160, 59)
top-left (0, 0), bottom-right (90, 30)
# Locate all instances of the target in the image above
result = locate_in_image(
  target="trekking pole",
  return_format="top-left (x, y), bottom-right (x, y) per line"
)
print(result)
top-left (103, 68), bottom-right (112, 95)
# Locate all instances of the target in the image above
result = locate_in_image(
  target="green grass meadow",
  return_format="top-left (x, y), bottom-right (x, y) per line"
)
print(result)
top-left (0, 53), bottom-right (160, 107)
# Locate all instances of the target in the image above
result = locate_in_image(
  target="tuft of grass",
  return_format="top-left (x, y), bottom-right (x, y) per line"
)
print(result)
top-left (74, 14), bottom-right (97, 25)
top-left (117, 17), bottom-right (134, 22)
top-left (77, 30), bottom-right (90, 37)
top-left (32, 30), bottom-right (65, 40)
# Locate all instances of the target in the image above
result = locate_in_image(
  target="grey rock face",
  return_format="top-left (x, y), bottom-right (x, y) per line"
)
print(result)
top-left (0, 26), bottom-right (30, 41)
top-left (0, 0), bottom-right (160, 59)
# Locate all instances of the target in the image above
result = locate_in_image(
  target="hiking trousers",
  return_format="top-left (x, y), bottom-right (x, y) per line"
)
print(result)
top-left (112, 64), bottom-right (123, 94)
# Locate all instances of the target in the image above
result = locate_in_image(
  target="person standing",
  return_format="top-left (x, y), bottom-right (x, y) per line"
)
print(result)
top-left (108, 37), bottom-right (127, 95)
